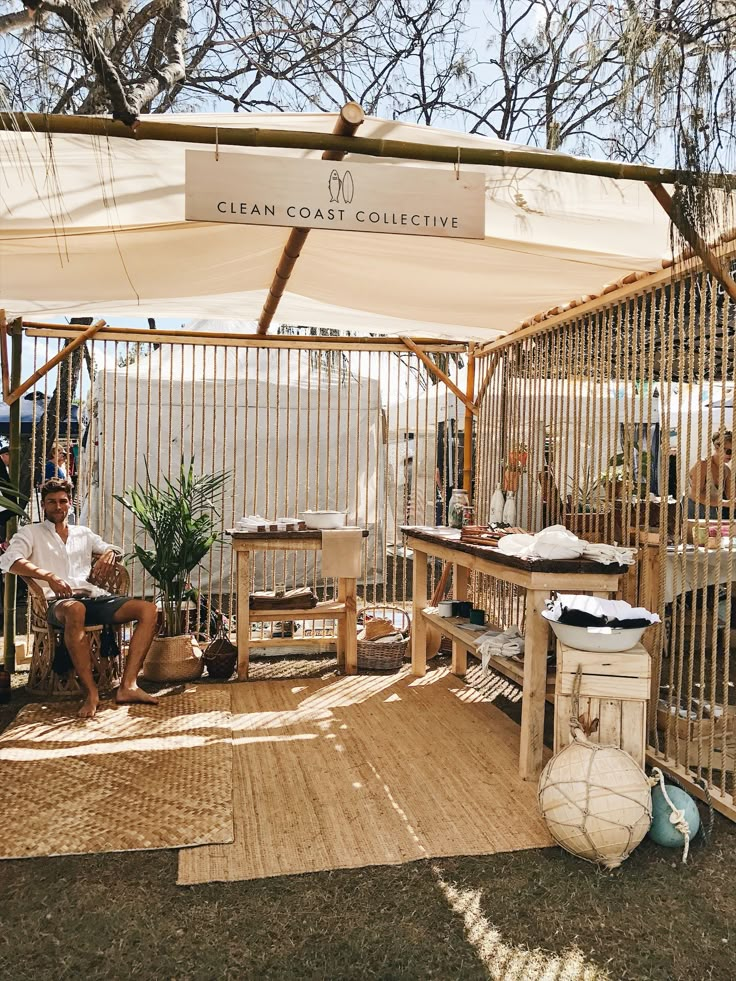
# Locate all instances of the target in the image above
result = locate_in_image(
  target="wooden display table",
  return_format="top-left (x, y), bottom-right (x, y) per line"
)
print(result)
top-left (402, 527), bottom-right (628, 780)
top-left (229, 529), bottom-right (367, 680)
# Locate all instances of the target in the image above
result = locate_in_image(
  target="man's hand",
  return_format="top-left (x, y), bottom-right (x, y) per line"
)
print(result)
top-left (47, 574), bottom-right (73, 598)
top-left (92, 548), bottom-right (118, 576)
top-left (91, 549), bottom-right (118, 579)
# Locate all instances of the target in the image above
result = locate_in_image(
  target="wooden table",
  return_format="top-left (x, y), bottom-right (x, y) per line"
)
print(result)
top-left (402, 527), bottom-right (627, 780)
top-left (230, 529), bottom-right (367, 680)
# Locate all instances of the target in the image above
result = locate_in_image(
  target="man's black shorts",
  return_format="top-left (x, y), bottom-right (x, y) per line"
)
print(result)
top-left (47, 595), bottom-right (131, 629)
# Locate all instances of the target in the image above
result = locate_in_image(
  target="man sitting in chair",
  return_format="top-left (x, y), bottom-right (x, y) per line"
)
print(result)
top-left (0, 478), bottom-right (159, 718)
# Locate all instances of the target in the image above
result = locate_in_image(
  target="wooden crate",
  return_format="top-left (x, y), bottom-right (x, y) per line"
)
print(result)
top-left (657, 705), bottom-right (736, 771)
top-left (554, 642), bottom-right (651, 768)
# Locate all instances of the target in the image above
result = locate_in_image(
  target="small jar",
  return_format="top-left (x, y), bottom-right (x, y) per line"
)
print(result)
top-left (462, 505), bottom-right (475, 527)
top-left (447, 488), bottom-right (470, 529)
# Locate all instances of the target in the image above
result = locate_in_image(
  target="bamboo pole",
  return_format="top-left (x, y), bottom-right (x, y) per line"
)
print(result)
top-left (257, 102), bottom-right (365, 334)
top-left (463, 343), bottom-right (476, 493)
top-left (647, 182), bottom-right (736, 303)
top-left (475, 236), bottom-right (736, 357)
top-left (400, 336), bottom-right (478, 415)
top-left (3, 319), bottom-right (22, 672)
top-left (473, 350), bottom-right (500, 408)
top-left (5, 320), bottom-right (102, 405)
top-left (24, 323), bottom-right (466, 353)
top-left (4, 111), bottom-right (736, 189)
top-left (0, 309), bottom-right (9, 402)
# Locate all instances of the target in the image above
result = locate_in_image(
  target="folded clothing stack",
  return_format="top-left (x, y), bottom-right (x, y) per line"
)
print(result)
top-left (477, 627), bottom-right (525, 672)
top-left (580, 541), bottom-right (637, 566)
top-left (249, 587), bottom-right (317, 610)
top-left (497, 524), bottom-right (635, 566)
top-left (546, 593), bottom-right (659, 628)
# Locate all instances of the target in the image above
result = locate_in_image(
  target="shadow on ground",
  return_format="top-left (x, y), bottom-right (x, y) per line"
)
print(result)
top-left (1, 658), bottom-right (733, 981)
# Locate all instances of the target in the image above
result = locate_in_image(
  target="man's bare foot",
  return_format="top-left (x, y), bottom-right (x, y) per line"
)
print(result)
top-left (116, 685), bottom-right (159, 707)
top-left (78, 693), bottom-right (99, 719)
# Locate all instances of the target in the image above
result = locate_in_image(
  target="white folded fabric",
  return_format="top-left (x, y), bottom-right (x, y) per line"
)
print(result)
top-left (497, 525), bottom-right (637, 566)
top-left (477, 626), bottom-right (524, 671)
top-left (582, 542), bottom-right (636, 566)
top-left (546, 593), bottom-right (660, 624)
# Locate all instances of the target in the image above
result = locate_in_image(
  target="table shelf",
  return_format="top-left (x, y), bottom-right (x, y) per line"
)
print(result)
top-left (422, 609), bottom-right (555, 697)
top-left (247, 601), bottom-right (345, 621)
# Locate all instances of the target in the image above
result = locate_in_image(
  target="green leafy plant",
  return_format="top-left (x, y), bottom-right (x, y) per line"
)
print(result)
top-left (599, 449), bottom-right (650, 497)
top-left (115, 458), bottom-right (229, 636)
top-left (0, 477), bottom-right (30, 523)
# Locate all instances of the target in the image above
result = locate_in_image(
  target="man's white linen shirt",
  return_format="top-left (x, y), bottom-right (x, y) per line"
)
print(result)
top-left (0, 521), bottom-right (120, 599)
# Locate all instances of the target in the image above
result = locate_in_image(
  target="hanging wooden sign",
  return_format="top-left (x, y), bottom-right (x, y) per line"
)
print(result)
top-left (185, 151), bottom-right (486, 239)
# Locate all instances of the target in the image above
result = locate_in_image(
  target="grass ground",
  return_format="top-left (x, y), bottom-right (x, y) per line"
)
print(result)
top-left (1, 660), bottom-right (734, 981)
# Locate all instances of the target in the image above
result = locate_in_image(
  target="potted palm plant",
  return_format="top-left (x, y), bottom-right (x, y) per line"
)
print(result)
top-left (116, 458), bottom-right (229, 681)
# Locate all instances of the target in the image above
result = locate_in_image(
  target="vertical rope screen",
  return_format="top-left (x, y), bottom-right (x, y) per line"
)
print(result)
top-left (476, 250), bottom-right (736, 812)
top-left (18, 330), bottom-right (467, 641)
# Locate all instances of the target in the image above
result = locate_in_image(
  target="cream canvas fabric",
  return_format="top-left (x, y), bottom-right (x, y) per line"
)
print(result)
top-left (1, 111), bottom-right (679, 338)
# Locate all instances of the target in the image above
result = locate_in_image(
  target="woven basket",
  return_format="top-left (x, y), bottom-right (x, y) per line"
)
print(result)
top-left (142, 635), bottom-right (204, 682)
top-left (357, 606), bottom-right (411, 672)
top-left (203, 635), bottom-right (238, 679)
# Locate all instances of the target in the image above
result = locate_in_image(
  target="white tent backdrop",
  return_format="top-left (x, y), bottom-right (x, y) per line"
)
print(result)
top-left (0, 111), bottom-right (680, 338)
top-left (384, 387), bottom-right (462, 543)
top-left (83, 329), bottom-right (385, 594)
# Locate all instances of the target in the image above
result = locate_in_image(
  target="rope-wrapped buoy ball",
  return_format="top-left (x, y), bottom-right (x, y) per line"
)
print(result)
top-left (538, 732), bottom-right (652, 869)
top-left (649, 783), bottom-right (701, 850)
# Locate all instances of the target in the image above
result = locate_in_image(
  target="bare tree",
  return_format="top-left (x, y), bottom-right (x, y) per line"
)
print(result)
top-left (435, 0), bottom-right (735, 171)
top-left (0, 0), bottom-right (471, 124)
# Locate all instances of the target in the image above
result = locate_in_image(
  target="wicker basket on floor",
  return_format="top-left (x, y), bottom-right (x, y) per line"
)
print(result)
top-left (203, 634), bottom-right (238, 679)
top-left (357, 606), bottom-right (411, 671)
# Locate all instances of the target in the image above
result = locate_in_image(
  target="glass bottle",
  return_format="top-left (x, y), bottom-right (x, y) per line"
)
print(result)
top-left (447, 488), bottom-right (470, 529)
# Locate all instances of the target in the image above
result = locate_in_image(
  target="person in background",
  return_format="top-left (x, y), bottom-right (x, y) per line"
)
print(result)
top-left (687, 430), bottom-right (733, 519)
top-left (0, 442), bottom-right (15, 542)
top-left (0, 478), bottom-right (160, 718)
top-left (45, 443), bottom-right (68, 481)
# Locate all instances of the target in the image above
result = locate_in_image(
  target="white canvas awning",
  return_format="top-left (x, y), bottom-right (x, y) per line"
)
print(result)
top-left (0, 111), bottom-right (680, 340)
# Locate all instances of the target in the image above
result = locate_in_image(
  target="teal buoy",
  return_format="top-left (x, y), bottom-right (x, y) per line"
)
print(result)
top-left (649, 784), bottom-right (701, 848)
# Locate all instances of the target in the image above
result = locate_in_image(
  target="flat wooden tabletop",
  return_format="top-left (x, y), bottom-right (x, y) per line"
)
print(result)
top-left (401, 526), bottom-right (630, 575)
top-left (228, 528), bottom-right (369, 540)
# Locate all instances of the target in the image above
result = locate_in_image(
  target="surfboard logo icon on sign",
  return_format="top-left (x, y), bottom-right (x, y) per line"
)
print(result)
top-left (328, 169), bottom-right (342, 202)
top-left (341, 171), bottom-right (354, 204)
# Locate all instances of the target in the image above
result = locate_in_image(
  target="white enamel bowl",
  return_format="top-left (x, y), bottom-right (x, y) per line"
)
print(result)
top-left (299, 510), bottom-right (348, 530)
top-left (542, 612), bottom-right (647, 653)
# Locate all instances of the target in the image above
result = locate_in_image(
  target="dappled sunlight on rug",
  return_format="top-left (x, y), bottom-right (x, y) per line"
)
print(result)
top-left (0, 687), bottom-right (233, 860)
top-left (178, 668), bottom-right (552, 884)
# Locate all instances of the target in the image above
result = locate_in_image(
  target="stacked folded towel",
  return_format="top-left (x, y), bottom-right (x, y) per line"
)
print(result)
top-left (477, 627), bottom-right (525, 673)
top-left (581, 542), bottom-right (636, 566)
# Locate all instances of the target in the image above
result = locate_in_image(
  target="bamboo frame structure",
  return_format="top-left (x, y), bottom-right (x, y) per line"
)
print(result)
top-left (4, 111), bottom-right (736, 188)
top-left (463, 343), bottom-right (476, 493)
top-left (257, 102), bottom-right (365, 334)
top-left (0, 309), bottom-right (10, 402)
top-left (475, 234), bottom-right (736, 358)
top-left (3, 319), bottom-right (22, 671)
top-left (5, 320), bottom-right (106, 406)
top-left (23, 323), bottom-right (466, 353)
top-left (647, 182), bottom-right (736, 304)
top-left (400, 336), bottom-right (477, 415)
top-left (473, 240), bottom-right (736, 823)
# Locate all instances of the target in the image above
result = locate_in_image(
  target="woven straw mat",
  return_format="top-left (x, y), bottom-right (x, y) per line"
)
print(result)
top-left (0, 686), bottom-right (233, 860)
top-left (178, 668), bottom-right (552, 884)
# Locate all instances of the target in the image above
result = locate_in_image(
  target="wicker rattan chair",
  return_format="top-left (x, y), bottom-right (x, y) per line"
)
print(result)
top-left (23, 556), bottom-right (130, 697)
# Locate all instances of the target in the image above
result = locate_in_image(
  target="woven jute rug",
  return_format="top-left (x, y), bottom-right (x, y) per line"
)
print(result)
top-left (178, 667), bottom-right (552, 884)
top-left (0, 687), bottom-right (233, 860)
